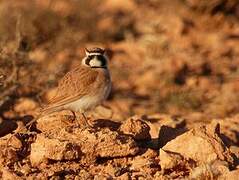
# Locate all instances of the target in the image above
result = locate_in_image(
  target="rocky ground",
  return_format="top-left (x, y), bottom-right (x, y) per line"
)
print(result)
top-left (1, 0), bottom-right (239, 179)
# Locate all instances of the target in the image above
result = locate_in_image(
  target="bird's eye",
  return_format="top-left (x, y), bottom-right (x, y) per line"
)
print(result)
top-left (85, 55), bottom-right (94, 65)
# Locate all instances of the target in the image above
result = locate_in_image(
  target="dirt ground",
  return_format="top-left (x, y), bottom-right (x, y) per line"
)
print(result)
top-left (1, 0), bottom-right (239, 179)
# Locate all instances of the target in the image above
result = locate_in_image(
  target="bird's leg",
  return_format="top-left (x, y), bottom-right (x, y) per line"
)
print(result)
top-left (81, 113), bottom-right (91, 128)
top-left (49, 110), bottom-right (76, 126)
top-left (70, 110), bottom-right (77, 120)
top-left (68, 110), bottom-right (81, 127)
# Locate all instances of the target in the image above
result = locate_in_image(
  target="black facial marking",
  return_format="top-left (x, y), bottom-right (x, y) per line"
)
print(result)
top-left (85, 55), bottom-right (94, 65)
top-left (96, 55), bottom-right (107, 67)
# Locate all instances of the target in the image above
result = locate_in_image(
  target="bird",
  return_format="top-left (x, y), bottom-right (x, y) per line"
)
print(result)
top-left (40, 47), bottom-right (111, 126)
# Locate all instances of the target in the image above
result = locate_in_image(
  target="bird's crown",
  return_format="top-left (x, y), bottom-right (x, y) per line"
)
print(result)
top-left (85, 47), bottom-right (105, 55)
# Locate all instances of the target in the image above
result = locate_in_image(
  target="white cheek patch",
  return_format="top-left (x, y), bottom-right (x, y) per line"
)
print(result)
top-left (89, 59), bottom-right (102, 67)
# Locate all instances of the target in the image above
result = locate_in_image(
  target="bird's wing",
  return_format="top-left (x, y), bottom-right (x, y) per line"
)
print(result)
top-left (41, 66), bottom-right (98, 113)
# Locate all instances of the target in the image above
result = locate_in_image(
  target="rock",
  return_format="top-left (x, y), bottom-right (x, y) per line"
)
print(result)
top-left (130, 155), bottom-right (155, 173)
top-left (142, 148), bottom-right (158, 159)
top-left (14, 98), bottom-right (38, 114)
top-left (221, 169), bottom-right (239, 180)
top-left (81, 128), bottom-right (139, 158)
top-left (211, 115), bottom-right (239, 146)
top-left (0, 168), bottom-right (22, 180)
top-left (0, 148), bottom-right (18, 168)
top-left (7, 136), bottom-right (22, 149)
top-left (129, 149), bottom-right (159, 176)
top-left (189, 160), bottom-right (230, 179)
top-left (0, 135), bottom-right (22, 167)
top-left (30, 126), bottom-right (139, 166)
top-left (94, 174), bottom-right (113, 180)
top-left (30, 134), bottom-right (82, 166)
top-left (160, 122), bottom-right (234, 168)
top-left (78, 170), bottom-right (93, 179)
top-left (117, 173), bottom-right (130, 180)
top-left (159, 122), bottom-right (236, 178)
top-left (95, 164), bottom-right (119, 177)
top-left (160, 149), bottom-right (196, 172)
top-left (119, 116), bottom-right (151, 140)
top-left (36, 110), bottom-right (76, 132)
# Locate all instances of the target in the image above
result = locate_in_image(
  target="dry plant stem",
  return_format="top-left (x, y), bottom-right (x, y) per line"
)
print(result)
top-left (0, 55), bottom-right (19, 107)
top-left (4, 58), bottom-right (18, 85)
top-left (5, 116), bottom-right (38, 151)
top-left (0, 14), bottom-right (21, 108)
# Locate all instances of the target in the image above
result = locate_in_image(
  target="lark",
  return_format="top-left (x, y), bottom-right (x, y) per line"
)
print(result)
top-left (41, 47), bottom-right (111, 126)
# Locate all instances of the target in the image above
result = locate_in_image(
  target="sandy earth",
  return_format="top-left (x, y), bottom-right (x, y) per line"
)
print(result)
top-left (1, 0), bottom-right (239, 179)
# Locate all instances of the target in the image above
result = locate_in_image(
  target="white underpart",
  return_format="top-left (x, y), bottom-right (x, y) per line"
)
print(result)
top-left (64, 95), bottom-right (102, 113)
top-left (63, 81), bottom-right (111, 113)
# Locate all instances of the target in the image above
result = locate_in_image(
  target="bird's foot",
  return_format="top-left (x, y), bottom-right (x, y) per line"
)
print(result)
top-left (81, 113), bottom-right (92, 129)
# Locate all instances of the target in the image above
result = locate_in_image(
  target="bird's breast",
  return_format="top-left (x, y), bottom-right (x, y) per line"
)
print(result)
top-left (94, 69), bottom-right (111, 99)
top-left (65, 69), bottom-right (111, 112)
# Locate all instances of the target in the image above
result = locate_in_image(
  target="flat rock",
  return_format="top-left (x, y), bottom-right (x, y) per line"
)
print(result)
top-left (189, 160), bottom-right (230, 179)
top-left (30, 126), bottom-right (139, 166)
top-left (130, 149), bottom-right (158, 174)
top-left (30, 134), bottom-right (82, 166)
top-left (160, 149), bottom-right (196, 173)
top-left (160, 122), bottom-right (234, 171)
top-left (36, 110), bottom-right (76, 132)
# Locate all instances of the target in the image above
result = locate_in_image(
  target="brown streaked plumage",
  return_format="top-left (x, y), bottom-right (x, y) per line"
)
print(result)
top-left (40, 47), bottom-right (111, 123)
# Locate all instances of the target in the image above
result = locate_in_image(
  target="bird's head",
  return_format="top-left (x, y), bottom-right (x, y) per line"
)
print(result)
top-left (82, 47), bottom-right (108, 69)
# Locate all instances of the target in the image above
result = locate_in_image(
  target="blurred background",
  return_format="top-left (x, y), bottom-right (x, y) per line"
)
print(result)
top-left (1, 0), bottom-right (239, 128)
